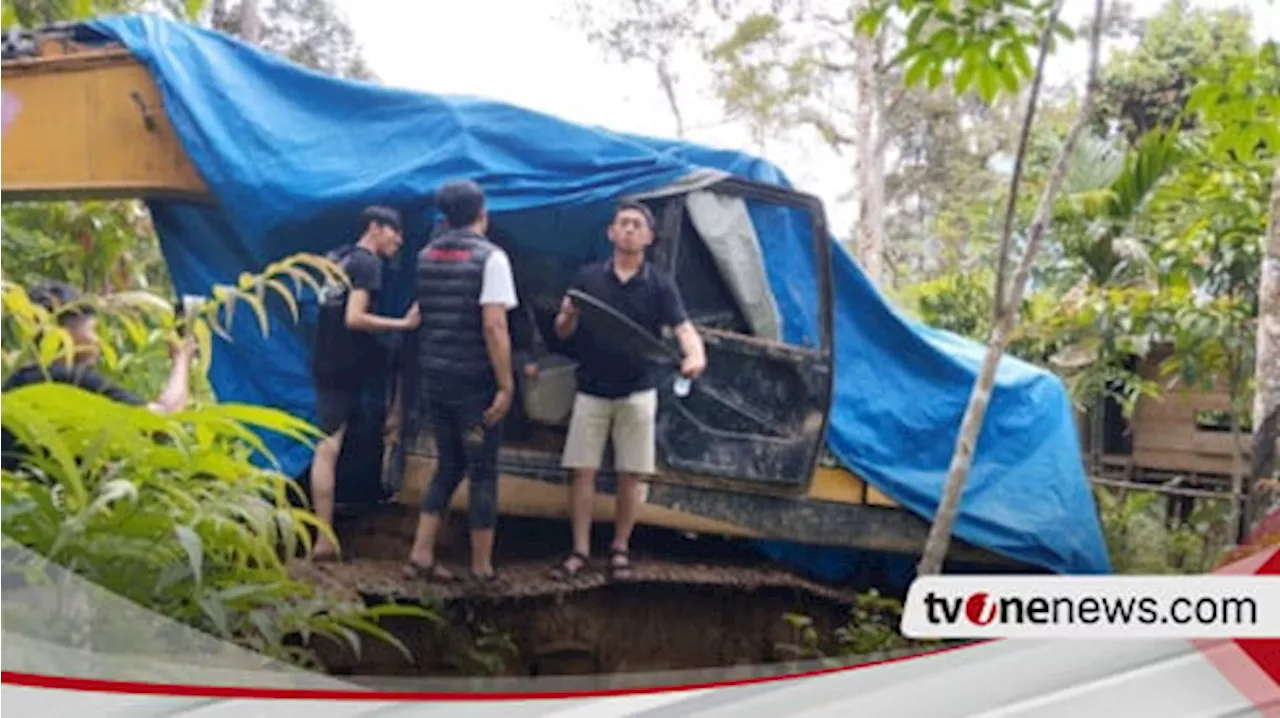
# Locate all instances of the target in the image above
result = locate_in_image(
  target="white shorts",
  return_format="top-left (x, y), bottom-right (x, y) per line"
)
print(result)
top-left (560, 389), bottom-right (657, 475)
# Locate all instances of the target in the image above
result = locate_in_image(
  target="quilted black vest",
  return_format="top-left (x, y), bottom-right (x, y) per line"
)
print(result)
top-left (415, 229), bottom-right (497, 387)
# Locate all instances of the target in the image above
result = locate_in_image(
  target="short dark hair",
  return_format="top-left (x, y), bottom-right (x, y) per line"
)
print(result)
top-left (436, 180), bottom-right (486, 229)
top-left (360, 205), bottom-right (402, 234)
top-left (29, 281), bottom-right (94, 324)
top-left (614, 199), bottom-right (656, 232)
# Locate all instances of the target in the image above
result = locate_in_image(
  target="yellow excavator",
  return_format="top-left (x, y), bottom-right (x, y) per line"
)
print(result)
top-left (1, 24), bottom-right (1032, 586)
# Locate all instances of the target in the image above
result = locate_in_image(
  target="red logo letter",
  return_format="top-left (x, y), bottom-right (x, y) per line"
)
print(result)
top-left (965, 592), bottom-right (997, 625)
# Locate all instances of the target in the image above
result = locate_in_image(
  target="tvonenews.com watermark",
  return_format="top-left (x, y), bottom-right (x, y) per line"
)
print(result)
top-left (900, 576), bottom-right (1280, 639)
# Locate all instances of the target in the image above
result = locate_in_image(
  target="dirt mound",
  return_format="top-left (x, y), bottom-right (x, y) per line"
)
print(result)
top-left (294, 557), bottom-right (855, 677)
top-left (292, 512), bottom-right (863, 677)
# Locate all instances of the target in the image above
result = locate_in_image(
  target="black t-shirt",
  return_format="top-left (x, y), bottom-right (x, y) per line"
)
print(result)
top-left (567, 259), bottom-right (689, 399)
top-left (312, 245), bottom-right (384, 383)
top-left (1, 363), bottom-right (145, 471)
top-left (2, 363), bottom-right (145, 404)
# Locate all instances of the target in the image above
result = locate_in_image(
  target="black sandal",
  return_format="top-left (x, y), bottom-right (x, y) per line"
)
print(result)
top-left (471, 570), bottom-right (500, 585)
top-left (405, 561), bottom-right (456, 583)
top-left (548, 551), bottom-right (590, 580)
top-left (608, 548), bottom-right (635, 581)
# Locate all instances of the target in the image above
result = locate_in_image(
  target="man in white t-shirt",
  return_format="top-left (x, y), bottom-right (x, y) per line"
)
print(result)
top-left (405, 179), bottom-right (518, 584)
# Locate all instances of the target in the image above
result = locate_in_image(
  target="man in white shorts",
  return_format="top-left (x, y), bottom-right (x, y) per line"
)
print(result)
top-left (549, 200), bottom-right (706, 581)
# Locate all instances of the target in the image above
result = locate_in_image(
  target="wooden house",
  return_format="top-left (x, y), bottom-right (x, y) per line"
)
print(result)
top-left (1079, 344), bottom-right (1251, 491)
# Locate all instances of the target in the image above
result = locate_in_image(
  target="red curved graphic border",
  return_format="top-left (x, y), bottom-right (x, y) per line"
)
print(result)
top-left (0, 640), bottom-right (986, 701)
top-left (4, 513), bottom-right (1277, 703)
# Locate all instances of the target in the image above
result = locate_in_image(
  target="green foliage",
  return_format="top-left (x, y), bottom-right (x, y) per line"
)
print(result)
top-left (897, 267), bottom-right (1065, 366)
top-left (1184, 41), bottom-right (1280, 162)
top-left (449, 622), bottom-right (520, 676)
top-left (1093, 0), bottom-right (1256, 143)
top-left (859, 0), bottom-right (1074, 105)
top-left (0, 260), bottom-right (419, 668)
top-left (1095, 486), bottom-right (1231, 574)
top-left (2, 202), bottom-right (170, 296)
top-left (1052, 127), bottom-right (1184, 288)
top-left (0, 381), bottom-right (433, 667)
top-left (777, 590), bottom-right (943, 665)
top-left (907, 270), bottom-right (994, 340)
top-left (2, 253), bottom-right (347, 406)
top-left (1140, 140), bottom-right (1268, 414)
top-left (1157, 296), bottom-right (1256, 401)
top-left (1148, 152), bottom-right (1270, 309)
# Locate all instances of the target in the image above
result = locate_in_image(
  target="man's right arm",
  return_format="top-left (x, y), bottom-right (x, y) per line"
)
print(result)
top-left (147, 339), bottom-right (196, 414)
top-left (553, 270), bottom-right (585, 340)
top-left (343, 255), bottom-right (418, 332)
top-left (483, 304), bottom-right (514, 395)
top-left (479, 251), bottom-right (519, 426)
top-left (345, 289), bottom-right (418, 332)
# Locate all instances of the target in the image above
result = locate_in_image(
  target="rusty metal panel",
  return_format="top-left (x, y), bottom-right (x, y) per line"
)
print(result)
top-left (1, 49), bottom-right (208, 201)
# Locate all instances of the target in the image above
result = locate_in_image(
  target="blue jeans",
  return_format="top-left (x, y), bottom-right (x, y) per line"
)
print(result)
top-left (419, 385), bottom-right (502, 530)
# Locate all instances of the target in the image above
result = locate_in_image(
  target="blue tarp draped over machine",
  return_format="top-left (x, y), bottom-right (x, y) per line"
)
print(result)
top-left (86, 14), bottom-right (1110, 575)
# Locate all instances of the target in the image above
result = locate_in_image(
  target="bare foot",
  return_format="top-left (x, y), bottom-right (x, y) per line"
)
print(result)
top-left (312, 536), bottom-right (339, 562)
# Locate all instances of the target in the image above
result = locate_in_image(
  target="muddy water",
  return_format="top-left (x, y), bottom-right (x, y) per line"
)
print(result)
top-left (304, 510), bottom-right (856, 678)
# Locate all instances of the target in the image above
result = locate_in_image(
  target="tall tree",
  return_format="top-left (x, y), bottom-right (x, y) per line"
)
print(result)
top-left (204, 0), bottom-right (376, 80)
top-left (860, 0), bottom-right (1111, 575)
top-left (851, 0), bottom-right (886, 284)
top-left (563, 0), bottom-right (715, 138)
top-left (1255, 160), bottom-right (1280, 531)
top-left (704, 1), bottom-right (907, 285)
top-left (236, 0), bottom-right (259, 43)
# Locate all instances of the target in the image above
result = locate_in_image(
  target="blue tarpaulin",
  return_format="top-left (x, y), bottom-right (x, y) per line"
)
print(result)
top-left (85, 14), bottom-right (1110, 575)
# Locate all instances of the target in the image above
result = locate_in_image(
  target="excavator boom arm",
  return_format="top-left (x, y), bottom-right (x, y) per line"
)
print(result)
top-left (1, 31), bottom-right (209, 202)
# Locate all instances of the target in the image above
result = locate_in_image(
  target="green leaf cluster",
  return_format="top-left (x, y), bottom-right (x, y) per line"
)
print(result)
top-left (860, 0), bottom-right (1073, 104)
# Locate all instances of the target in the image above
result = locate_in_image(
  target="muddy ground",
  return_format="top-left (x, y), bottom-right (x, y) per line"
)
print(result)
top-left (294, 508), bottom-right (858, 677)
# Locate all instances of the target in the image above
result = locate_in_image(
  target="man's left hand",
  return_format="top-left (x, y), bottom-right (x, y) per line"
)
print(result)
top-left (680, 355), bottom-right (706, 379)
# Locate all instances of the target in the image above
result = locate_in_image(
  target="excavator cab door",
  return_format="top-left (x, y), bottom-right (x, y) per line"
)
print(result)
top-left (639, 179), bottom-right (835, 496)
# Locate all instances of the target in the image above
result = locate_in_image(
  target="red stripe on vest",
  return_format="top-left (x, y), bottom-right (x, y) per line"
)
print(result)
top-left (425, 248), bottom-right (474, 262)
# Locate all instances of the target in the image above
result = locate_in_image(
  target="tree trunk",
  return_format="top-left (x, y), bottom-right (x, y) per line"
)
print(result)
top-left (916, 0), bottom-right (1107, 576)
top-left (655, 55), bottom-right (686, 139)
top-left (992, 0), bottom-right (1064, 320)
top-left (1247, 159), bottom-right (1280, 536)
top-left (238, 0), bottom-right (262, 44)
top-left (1228, 390), bottom-right (1246, 543)
top-left (853, 0), bottom-right (884, 286)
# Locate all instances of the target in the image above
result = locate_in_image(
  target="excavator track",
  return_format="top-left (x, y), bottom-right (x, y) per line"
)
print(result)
top-left (295, 556), bottom-right (861, 607)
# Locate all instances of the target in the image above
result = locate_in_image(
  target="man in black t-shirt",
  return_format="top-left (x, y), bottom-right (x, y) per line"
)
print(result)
top-left (309, 206), bottom-right (420, 561)
top-left (1, 282), bottom-right (196, 471)
top-left (549, 200), bottom-right (706, 581)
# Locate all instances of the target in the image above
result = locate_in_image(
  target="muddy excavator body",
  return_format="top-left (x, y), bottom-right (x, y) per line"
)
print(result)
top-left (0, 26), bottom-right (1026, 589)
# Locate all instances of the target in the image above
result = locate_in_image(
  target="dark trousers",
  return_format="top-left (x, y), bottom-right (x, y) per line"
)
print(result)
top-left (419, 382), bottom-right (502, 530)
